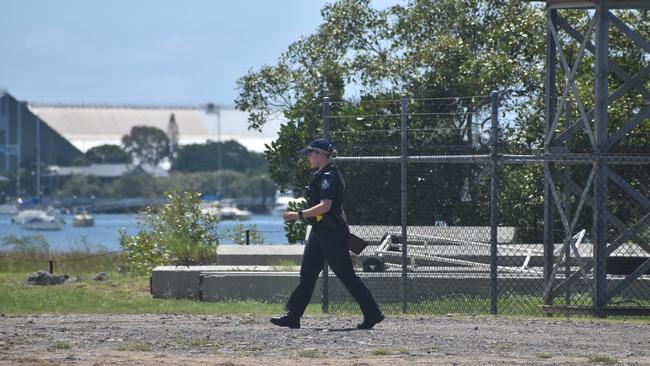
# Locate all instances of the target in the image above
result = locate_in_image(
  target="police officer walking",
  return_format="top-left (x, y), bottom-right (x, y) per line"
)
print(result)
top-left (271, 138), bottom-right (384, 330)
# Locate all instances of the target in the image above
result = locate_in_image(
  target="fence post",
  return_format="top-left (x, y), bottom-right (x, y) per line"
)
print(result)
top-left (245, 229), bottom-right (250, 245)
top-left (322, 96), bottom-right (330, 314)
top-left (400, 94), bottom-right (409, 314)
top-left (48, 260), bottom-right (54, 274)
top-left (490, 91), bottom-right (499, 315)
top-left (593, 0), bottom-right (609, 316)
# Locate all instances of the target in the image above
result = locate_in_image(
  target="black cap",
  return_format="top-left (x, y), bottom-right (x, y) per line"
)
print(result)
top-left (300, 138), bottom-right (332, 155)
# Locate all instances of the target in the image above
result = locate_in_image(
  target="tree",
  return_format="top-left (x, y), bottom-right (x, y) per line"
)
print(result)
top-left (84, 144), bottom-right (131, 164)
top-left (167, 113), bottom-right (179, 159)
top-left (235, 0), bottom-right (544, 225)
top-left (60, 175), bottom-right (106, 197)
top-left (171, 140), bottom-right (267, 174)
top-left (122, 126), bottom-right (170, 166)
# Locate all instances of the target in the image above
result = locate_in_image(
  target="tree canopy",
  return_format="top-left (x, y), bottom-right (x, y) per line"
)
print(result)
top-left (171, 140), bottom-right (267, 174)
top-left (122, 126), bottom-right (170, 166)
top-left (236, 0), bottom-right (649, 242)
top-left (85, 144), bottom-right (132, 164)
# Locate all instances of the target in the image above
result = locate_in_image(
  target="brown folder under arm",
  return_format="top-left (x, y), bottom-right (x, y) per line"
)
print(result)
top-left (348, 233), bottom-right (369, 255)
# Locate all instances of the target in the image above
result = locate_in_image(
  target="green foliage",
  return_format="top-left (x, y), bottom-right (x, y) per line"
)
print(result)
top-left (60, 175), bottom-right (106, 198)
top-left (235, 0), bottom-right (545, 226)
top-left (121, 126), bottom-right (170, 166)
top-left (85, 144), bottom-right (132, 164)
top-left (285, 198), bottom-right (308, 244)
top-left (236, 1), bottom-right (649, 240)
top-left (56, 170), bottom-right (276, 201)
top-left (119, 192), bottom-right (219, 275)
top-left (171, 140), bottom-right (267, 174)
top-left (224, 223), bottom-right (265, 245)
top-left (106, 171), bottom-right (162, 198)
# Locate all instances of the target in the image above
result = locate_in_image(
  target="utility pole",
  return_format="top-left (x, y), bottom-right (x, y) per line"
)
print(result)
top-left (206, 103), bottom-right (222, 198)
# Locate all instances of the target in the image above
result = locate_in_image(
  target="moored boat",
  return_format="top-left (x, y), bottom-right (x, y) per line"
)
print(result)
top-left (73, 210), bottom-right (95, 227)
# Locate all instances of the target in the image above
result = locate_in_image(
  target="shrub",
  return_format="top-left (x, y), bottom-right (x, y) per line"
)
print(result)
top-left (119, 191), bottom-right (219, 275)
top-left (284, 198), bottom-right (307, 244)
top-left (225, 223), bottom-right (264, 245)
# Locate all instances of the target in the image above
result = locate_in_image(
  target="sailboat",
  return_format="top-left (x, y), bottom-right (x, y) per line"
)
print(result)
top-left (13, 206), bottom-right (65, 231)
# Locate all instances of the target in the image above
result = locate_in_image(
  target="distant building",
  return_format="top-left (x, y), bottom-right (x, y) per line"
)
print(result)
top-left (48, 163), bottom-right (169, 180)
top-left (0, 91), bottom-right (82, 174)
top-left (0, 90), bottom-right (281, 196)
top-left (29, 103), bottom-right (211, 153)
top-left (28, 102), bottom-right (281, 153)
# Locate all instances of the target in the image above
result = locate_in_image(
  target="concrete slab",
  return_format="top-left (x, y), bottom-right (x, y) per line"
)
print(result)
top-left (199, 272), bottom-right (321, 303)
top-left (216, 245), bottom-right (305, 265)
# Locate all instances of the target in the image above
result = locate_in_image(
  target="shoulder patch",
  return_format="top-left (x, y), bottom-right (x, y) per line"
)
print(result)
top-left (320, 179), bottom-right (331, 190)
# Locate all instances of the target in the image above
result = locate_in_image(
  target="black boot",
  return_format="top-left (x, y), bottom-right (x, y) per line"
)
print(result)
top-left (357, 312), bottom-right (385, 330)
top-left (270, 314), bottom-right (300, 329)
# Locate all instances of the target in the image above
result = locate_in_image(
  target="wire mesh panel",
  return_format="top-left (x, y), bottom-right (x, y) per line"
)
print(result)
top-left (320, 83), bottom-right (650, 316)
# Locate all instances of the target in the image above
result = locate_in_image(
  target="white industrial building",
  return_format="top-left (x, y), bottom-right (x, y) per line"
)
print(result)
top-left (29, 103), bottom-right (281, 153)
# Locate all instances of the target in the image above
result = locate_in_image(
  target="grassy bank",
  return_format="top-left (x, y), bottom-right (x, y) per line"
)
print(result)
top-left (0, 271), bottom-right (322, 316)
top-left (0, 249), bottom-right (319, 316)
top-left (2, 250), bottom-right (649, 321)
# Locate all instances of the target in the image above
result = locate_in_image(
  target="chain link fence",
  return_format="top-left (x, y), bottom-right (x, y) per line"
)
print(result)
top-left (319, 92), bottom-right (650, 316)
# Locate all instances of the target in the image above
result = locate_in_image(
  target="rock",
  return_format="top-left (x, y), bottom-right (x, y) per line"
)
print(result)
top-left (65, 276), bottom-right (80, 284)
top-left (93, 272), bottom-right (109, 281)
top-left (26, 270), bottom-right (69, 286)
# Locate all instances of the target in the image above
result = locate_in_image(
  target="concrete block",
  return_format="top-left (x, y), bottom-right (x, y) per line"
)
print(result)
top-left (151, 266), bottom-right (206, 299)
top-left (216, 245), bottom-right (305, 265)
top-left (199, 272), bottom-right (322, 303)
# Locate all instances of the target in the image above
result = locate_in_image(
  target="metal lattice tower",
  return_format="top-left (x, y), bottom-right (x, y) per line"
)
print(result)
top-left (542, 0), bottom-right (650, 316)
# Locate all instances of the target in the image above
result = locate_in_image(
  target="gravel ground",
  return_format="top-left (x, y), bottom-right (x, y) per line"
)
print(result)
top-left (1, 314), bottom-right (649, 365)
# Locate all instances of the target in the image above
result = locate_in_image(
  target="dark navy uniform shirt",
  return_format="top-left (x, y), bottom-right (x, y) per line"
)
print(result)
top-left (306, 163), bottom-right (344, 221)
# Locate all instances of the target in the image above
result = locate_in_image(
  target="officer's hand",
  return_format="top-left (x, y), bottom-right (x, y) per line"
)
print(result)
top-left (283, 211), bottom-right (299, 221)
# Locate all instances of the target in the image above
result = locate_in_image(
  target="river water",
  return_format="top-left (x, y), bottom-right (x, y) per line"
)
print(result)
top-left (0, 213), bottom-right (288, 252)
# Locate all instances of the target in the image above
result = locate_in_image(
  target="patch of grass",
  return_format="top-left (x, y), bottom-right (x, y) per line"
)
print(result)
top-left (297, 348), bottom-right (321, 358)
top-left (117, 343), bottom-right (153, 352)
top-left (535, 352), bottom-right (552, 359)
top-left (52, 340), bottom-right (71, 350)
top-left (173, 336), bottom-right (218, 349)
top-left (0, 272), bottom-right (321, 316)
top-left (371, 348), bottom-right (390, 356)
top-left (586, 354), bottom-right (618, 364)
top-left (370, 347), bottom-right (409, 356)
top-left (489, 342), bottom-right (513, 351)
top-left (270, 259), bottom-right (297, 272)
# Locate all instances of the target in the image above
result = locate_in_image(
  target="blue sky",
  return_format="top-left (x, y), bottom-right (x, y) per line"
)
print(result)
top-left (1, 0), bottom-right (396, 107)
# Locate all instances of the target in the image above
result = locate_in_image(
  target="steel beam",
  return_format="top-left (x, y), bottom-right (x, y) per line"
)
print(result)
top-left (604, 166), bottom-right (650, 211)
top-left (606, 105), bottom-right (650, 150)
top-left (555, 15), bottom-right (650, 101)
top-left (544, 9), bottom-right (557, 297)
top-left (593, 0), bottom-right (610, 315)
top-left (554, 64), bottom-right (650, 145)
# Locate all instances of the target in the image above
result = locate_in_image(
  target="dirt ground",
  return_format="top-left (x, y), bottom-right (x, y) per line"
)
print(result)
top-left (1, 313), bottom-right (649, 365)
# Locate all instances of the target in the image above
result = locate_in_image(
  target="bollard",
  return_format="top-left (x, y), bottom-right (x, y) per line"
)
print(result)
top-left (246, 229), bottom-right (250, 245)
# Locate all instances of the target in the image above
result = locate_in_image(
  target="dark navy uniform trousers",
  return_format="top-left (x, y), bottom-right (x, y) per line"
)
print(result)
top-left (286, 224), bottom-right (381, 318)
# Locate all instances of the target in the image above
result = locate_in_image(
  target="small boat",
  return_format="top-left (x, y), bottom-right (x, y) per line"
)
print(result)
top-left (200, 199), bottom-right (252, 221)
top-left (73, 209), bottom-right (95, 227)
top-left (23, 214), bottom-right (65, 231)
